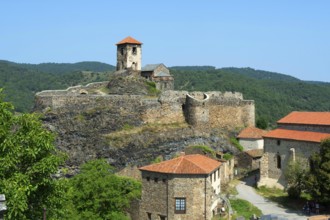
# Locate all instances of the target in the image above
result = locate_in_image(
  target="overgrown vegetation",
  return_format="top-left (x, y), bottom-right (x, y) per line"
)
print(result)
top-left (0, 90), bottom-right (66, 219)
top-left (218, 179), bottom-right (261, 219)
top-left (105, 122), bottom-right (189, 148)
top-left (230, 137), bottom-right (244, 151)
top-left (284, 158), bottom-right (309, 198)
top-left (64, 159), bottom-right (141, 219)
top-left (189, 145), bottom-right (216, 156)
top-left (145, 81), bottom-right (161, 96)
top-left (256, 186), bottom-right (310, 211)
top-left (230, 198), bottom-right (262, 219)
top-left (223, 153), bottom-right (233, 160)
top-left (151, 155), bottom-right (163, 164)
top-left (0, 95), bottom-right (142, 219)
top-left (305, 138), bottom-right (330, 203)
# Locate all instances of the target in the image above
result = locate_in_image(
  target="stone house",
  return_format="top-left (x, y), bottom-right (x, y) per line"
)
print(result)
top-left (215, 152), bottom-right (235, 185)
top-left (237, 127), bottom-right (267, 151)
top-left (236, 127), bottom-right (266, 172)
top-left (236, 149), bottom-right (263, 172)
top-left (138, 154), bottom-right (222, 220)
top-left (141, 63), bottom-right (174, 91)
top-left (258, 112), bottom-right (330, 188)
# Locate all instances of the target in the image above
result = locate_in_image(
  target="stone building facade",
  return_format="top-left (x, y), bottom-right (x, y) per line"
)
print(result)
top-left (259, 112), bottom-right (330, 188)
top-left (138, 154), bottom-right (222, 220)
top-left (141, 64), bottom-right (174, 91)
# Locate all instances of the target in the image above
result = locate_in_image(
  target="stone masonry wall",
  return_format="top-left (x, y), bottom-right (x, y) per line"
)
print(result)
top-left (139, 172), bottom-right (217, 220)
top-left (262, 138), bottom-right (320, 187)
top-left (140, 171), bottom-right (168, 219)
top-left (168, 175), bottom-right (212, 220)
top-left (35, 89), bottom-right (254, 130)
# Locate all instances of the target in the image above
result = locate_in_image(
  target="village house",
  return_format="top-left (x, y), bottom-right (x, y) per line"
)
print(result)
top-left (258, 111), bottom-right (330, 188)
top-left (237, 127), bottom-right (267, 151)
top-left (236, 127), bottom-right (267, 172)
top-left (138, 153), bottom-right (223, 220)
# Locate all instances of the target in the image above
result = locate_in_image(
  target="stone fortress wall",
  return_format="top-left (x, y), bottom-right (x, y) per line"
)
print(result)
top-left (35, 83), bottom-right (255, 130)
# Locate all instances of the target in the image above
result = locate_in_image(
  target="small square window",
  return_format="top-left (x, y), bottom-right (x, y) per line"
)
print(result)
top-left (277, 140), bottom-right (281, 145)
top-left (175, 198), bottom-right (186, 214)
top-left (154, 178), bottom-right (158, 183)
top-left (162, 178), bottom-right (166, 183)
top-left (132, 47), bottom-right (137, 55)
top-left (146, 177), bottom-right (150, 181)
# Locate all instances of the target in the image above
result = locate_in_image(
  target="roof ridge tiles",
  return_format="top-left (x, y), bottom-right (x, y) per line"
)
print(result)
top-left (139, 154), bottom-right (221, 174)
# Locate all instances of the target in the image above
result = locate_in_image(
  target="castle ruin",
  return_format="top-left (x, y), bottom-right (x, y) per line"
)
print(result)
top-left (34, 37), bottom-right (255, 167)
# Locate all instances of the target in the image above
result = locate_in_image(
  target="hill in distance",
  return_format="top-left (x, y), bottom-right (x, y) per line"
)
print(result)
top-left (0, 60), bottom-right (329, 126)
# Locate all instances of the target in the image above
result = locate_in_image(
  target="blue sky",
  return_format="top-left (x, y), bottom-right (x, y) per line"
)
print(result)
top-left (1, 1), bottom-right (330, 82)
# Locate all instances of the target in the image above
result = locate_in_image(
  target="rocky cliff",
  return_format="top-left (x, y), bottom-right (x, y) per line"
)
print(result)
top-left (34, 71), bottom-right (254, 170)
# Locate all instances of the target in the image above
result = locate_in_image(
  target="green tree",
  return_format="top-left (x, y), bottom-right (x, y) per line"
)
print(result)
top-left (65, 159), bottom-right (141, 220)
top-left (0, 89), bottom-right (66, 219)
top-left (305, 138), bottom-right (330, 202)
top-left (284, 158), bottom-right (308, 198)
top-left (256, 117), bottom-right (268, 129)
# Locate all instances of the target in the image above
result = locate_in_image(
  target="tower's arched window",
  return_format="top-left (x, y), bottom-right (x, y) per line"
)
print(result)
top-left (276, 153), bottom-right (281, 169)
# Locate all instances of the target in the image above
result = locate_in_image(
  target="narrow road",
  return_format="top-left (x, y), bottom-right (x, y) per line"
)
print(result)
top-left (235, 176), bottom-right (307, 219)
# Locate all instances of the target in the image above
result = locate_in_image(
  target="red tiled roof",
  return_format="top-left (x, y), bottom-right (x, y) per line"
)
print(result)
top-left (263, 129), bottom-right (330, 143)
top-left (139, 154), bottom-right (221, 174)
top-left (277, 112), bottom-right (330, 126)
top-left (116, 36), bottom-right (142, 45)
top-left (237, 127), bottom-right (267, 139)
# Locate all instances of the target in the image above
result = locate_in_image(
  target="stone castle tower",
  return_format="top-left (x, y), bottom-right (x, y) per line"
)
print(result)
top-left (116, 36), bottom-right (142, 71)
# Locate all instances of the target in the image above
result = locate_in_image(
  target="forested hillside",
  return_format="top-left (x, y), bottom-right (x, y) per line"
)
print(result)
top-left (0, 60), bottom-right (329, 125)
top-left (0, 60), bottom-right (115, 112)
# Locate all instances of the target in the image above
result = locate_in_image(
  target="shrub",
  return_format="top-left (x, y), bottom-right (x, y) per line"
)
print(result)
top-left (230, 137), bottom-right (244, 151)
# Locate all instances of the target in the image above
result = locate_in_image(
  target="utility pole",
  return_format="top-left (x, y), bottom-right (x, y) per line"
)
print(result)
top-left (43, 207), bottom-right (47, 220)
top-left (0, 194), bottom-right (7, 220)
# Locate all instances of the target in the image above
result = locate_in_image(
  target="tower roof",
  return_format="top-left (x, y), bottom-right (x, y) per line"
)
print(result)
top-left (116, 36), bottom-right (142, 45)
top-left (139, 154), bottom-right (221, 175)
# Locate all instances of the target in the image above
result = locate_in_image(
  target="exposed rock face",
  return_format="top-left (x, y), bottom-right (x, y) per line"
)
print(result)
top-left (34, 72), bottom-right (254, 169)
